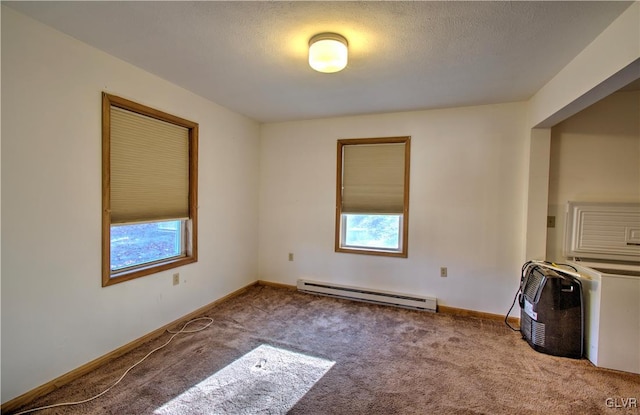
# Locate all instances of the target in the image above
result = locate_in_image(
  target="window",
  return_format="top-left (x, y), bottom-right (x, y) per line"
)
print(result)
top-left (102, 93), bottom-right (198, 286)
top-left (335, 137), bottom-right (410, 257)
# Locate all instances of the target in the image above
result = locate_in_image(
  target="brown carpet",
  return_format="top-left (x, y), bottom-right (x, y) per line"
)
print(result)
top-left (12, 285), bottom-right (640, 414)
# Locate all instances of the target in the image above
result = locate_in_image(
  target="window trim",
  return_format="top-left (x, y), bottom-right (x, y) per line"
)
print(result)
top-left (335, 136), bottom-right (410, 258)
top-left (102, 93), bottom-right (198, 287)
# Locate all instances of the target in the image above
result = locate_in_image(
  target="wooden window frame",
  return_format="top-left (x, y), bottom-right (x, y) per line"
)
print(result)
top-left (102, 93), bottom-right (198, 287)
top-left (335, 136), bottom-right (411, 258)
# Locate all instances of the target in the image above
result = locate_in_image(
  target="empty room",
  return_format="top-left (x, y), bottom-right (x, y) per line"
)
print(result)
top-left (1, 1), bottom-right (639, 414)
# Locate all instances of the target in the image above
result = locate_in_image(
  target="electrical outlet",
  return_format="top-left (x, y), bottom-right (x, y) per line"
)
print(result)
top-left (288, 253), bottom-right (294, 261)
top-left (173, 273), bottom-right (180, 285)
top-left (440, 267), bottom-right (447, 278)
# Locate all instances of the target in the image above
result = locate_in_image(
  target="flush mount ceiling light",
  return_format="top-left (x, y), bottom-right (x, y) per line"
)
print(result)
top-left (308, 33), bottom-right (348, 73)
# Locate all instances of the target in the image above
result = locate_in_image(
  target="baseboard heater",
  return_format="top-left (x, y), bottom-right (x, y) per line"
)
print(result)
top-left (297, 279), bottom-right (437, 312)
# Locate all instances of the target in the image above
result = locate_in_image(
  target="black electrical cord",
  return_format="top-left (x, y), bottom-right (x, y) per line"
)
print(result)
top-left (504, 288), bottom-right (521, 332)
top-left (555, 262), bottom-right (578, 272)
top-left (504, 260), bottom-right (535, 332)
top-left (540, 260), bottom-right (578, 273)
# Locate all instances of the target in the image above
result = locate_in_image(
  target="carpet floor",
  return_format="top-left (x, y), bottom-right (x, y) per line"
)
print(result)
top-left (12, 284), bottom-right (640, 414)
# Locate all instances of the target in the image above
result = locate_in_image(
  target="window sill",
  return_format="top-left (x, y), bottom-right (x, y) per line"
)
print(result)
top-left (103, 255), bottom-right (196, 287)
top-left (335, 246), bottom-right (407, 258)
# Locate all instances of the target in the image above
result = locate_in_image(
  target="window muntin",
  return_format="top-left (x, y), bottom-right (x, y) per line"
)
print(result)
top-left (335, 137), bottom-right (410, 257)
top-left (102, 93), bottom-right (198, 286)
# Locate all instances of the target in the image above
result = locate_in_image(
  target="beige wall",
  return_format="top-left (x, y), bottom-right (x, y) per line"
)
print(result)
top-left (546, 91), bottom-right (640, 261)
top-left (259, 103), bottom-right (529, 316)
top-left (1, 7), bottom-right (260, 402)
top-left (523, 2), bottom-right (640, 264)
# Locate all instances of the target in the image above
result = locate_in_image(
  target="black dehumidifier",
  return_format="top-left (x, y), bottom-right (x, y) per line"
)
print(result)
top-left (519, 264), bottom-right (583, 359)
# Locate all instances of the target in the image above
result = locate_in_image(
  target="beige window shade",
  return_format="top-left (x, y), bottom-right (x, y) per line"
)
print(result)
top-left (110, 106), bottom-right (189, 223)
top-left (342, 143), bottom-right (405, 214)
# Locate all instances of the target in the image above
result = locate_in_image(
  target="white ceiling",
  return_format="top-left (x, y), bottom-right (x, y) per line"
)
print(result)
top-left (5, 1), bottom-right (634, 123)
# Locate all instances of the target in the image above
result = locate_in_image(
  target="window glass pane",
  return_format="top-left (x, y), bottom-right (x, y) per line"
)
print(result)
top-left (111, 220), bottom-right (183, 271)
top-left (343, 214), bottom-right (401, 250)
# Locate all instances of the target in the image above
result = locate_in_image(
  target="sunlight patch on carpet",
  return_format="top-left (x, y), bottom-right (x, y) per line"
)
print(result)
top-left (154, 344), bottom-right (335, 414)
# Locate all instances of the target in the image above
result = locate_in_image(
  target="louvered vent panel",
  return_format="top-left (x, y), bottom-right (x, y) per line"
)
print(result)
top-left (524, 272), bottom-right (543, 300)
top-left (521, 313), bottom-right (532, 340)
top-left (565, 202), bottom-right (640, 262)
top-left (531, 320), bottom-right (546, 347)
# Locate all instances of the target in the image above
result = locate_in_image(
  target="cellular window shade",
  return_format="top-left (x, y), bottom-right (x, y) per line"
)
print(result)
top-left (110, 106), bottom-right (189, 224)
top-left (342, 143), bottom-right (405, 214)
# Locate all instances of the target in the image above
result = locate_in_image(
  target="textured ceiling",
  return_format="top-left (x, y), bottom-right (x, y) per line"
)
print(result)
top-left (5, 1), bottom-right (634, 122)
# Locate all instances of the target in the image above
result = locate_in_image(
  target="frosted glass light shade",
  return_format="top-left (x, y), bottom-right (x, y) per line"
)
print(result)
top-left (308, 33), bottom-right (348, 73)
